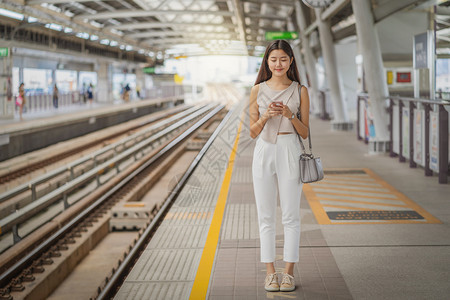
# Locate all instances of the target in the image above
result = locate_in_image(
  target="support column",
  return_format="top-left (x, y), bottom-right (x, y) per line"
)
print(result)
top-left (96, 61), bottom-right (112, 103)
top-left (292, 45), bottom-right (308, 86)
top-left (295, 1), bottom-right (320, 115)
top-left (135, 66), bottom-right (144, 99)
top-left (351, 0), bottom-right (390, 145)
top-left (0, 49), bottom-right (14, 119)
top-left (315, 7), bottom-right (351, 129)
top-left (287, 19), bottom-right (308, 86)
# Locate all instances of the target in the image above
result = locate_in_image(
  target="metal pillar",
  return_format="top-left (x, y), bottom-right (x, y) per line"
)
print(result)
top-left (0, 48), bottom-right (14, 119)
top-left (315, 7), bottom-right (350, 127)
top-left (295, 1), bottom-right (320, 115)
top-left (96, 61), bottom-right (112, 103)
top-left (292, 45), bottom-right (308, 87)
top-left (351, 0), bottom-right (390, 143)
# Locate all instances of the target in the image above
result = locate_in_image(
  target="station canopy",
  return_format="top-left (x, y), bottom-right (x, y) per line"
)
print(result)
top-left (1, 0), bottom-right (449, 59)
top-left (0, 0), bottom-right (299, 58)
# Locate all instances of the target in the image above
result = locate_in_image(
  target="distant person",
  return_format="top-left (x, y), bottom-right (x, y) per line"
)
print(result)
top-left (16, 83), bottom-right (26, 121)
top-left (87, 83), bottom-right (94, 105)
top-left (136, 85), bottom-right (141, 99)
top-left (249, 40), bottom-right (310, 292)
top-left (53, 84), bottom-right (59, 109)
top-left (123, 84), bottom-right (131, 102)
top-left (81, 83), bottom-right (87, 104)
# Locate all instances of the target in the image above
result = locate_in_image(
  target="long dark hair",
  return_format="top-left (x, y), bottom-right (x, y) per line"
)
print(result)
top-left (254, 40), bottom-right (301, 85)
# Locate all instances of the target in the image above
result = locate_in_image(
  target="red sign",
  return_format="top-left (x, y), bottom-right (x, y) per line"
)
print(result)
top-left (396, 72), bottom-right (411, 83)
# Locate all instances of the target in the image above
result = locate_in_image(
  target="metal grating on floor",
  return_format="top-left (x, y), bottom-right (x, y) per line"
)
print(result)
top-left (324, 169), bottom-right (367, 175)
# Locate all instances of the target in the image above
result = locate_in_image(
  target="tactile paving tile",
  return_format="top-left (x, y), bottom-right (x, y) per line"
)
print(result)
top-left (147, 224), bottom-right (210, 249)
top-left (116, 102), bottom-right (246, 299)
top-left (115, 282), bottom-right (192, 300)
top-left (125, 249), bottom-right (201, 282)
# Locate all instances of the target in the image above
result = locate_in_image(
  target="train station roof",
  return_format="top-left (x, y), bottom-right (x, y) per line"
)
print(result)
top-left (0, 0), bottom-right (449, 59)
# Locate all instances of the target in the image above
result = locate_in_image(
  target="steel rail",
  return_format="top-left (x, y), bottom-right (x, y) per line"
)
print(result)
top-left (97, 104), bottom-right (233, 299)
top-left (0, 104), bottom-right (203, 204)
top-left (0, 103), bottom-right (224, 290)
top-left (0, 104), bottom-right (216, 238)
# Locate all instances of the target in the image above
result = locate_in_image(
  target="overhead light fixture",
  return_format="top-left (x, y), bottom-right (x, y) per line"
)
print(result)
top-left (45, 23), bottom-right (63, 31)
top-left (0, 8), bottom-right (24, 20)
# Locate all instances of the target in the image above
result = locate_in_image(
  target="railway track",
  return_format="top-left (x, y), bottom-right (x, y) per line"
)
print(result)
top-left (0, 104), bottom-right (210, 252)
top-left (0, 103), bottom-right (191, 187)
top-left (0, 102), bottom-right (226, 300)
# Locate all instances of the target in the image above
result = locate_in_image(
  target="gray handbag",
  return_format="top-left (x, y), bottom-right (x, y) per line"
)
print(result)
top-left (297, 129), bottom-right (324, 183)
top-left (296, 85), bottom-right (324, 183)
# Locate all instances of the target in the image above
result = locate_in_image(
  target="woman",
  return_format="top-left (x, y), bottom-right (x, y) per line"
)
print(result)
top-left (249, 40), bottom-right (310, 292)
top-left (17, 83), bottom-right (26, 121)
top-left (53, 84), bottom-right (59, 109)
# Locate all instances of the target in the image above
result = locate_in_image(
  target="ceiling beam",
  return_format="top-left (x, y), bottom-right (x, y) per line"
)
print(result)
top-left (321, 0), bottom-right (350, 21)
top-left (245, 13), bottom-right (287, 20)
top-left (74, 9), bottom-right (234, 21)
top-left (243, 0), bottom-right (294, 6)
top-left (130, 31), bottom-right (237, 39)
top-left (106, 22), bottom-right (236, 30)
top-left (231, 0), bottom-right (248, 55)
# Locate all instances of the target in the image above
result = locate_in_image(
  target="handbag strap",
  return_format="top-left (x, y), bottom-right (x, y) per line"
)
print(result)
top-left (296, 85), bottom-right (313, 154)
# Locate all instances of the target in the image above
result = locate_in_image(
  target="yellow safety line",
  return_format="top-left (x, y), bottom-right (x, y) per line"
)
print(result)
top-left (315, 197), bottom-right (408, 208)
top-left (313, 191), bottom-right (398, 200)
top-left (322, 204), bottom-right (382, 211)
top-left (324, 174), bottom-right (373, 180)
top-left (304, 168), bottom-right (441, 224)
top-left (312, 186), bottom-right (394, 194)
top-left (363, 169), bottom-right (441, 224)
top-left (303, 184), bottom-right (331, 224)
top-left (314, 181), bottom-right (383, 189)
top-left (189, 118), bottom-right (243, 300)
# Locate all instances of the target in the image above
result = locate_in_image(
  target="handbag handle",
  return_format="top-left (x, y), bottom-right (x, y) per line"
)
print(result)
top-left (296, 85), bottom-right (313, 155)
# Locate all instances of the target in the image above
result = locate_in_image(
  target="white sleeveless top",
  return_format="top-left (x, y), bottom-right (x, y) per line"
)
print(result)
top-left (257, 81), bottom-right (300, 144)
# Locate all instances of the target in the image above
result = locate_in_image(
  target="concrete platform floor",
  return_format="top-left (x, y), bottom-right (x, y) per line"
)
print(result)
top-left (305, 118), bottom-right (449, 299)
top-left (210, 114), bottom-right (449, 300)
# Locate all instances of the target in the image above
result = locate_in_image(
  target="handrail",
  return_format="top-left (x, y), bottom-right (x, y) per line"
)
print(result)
top-left (356, 92), bottom-right (449, 184)
top-left (0, 103), bottom-right (217, 236)
top-left (358, 93), bottom-right (450, 106)
top-left (0, 105), bottom-right (204, 204)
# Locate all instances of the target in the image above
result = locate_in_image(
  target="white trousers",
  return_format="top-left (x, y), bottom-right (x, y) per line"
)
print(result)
top-left (252, 134), bottom-right (303, 263)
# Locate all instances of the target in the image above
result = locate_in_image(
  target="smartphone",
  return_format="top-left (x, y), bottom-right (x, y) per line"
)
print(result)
top-left (271, 101), bottom-right (283, 107)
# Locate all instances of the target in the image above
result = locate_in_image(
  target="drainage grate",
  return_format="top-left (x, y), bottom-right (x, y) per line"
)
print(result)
top-left (324, 170), bottom-right (367, 175)
top-left (327, 210), bottom-right (425, 220)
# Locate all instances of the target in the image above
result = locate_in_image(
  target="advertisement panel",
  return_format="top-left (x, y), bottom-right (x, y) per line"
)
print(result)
top-left (413, 109), bottom-right (425, 166)
top-left (393, 105), bottom-right (399, 154)
top-left (430, 112), bottom-right (439, 172)
top-left (402, 107), bottom-right (409, 159)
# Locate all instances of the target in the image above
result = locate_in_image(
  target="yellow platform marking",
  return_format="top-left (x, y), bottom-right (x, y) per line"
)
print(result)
top-left (189, 117), bottom-right (243, 299)
top-left (303, 168), bottom-right (441, 225)
top-left (318, 197), bottom-right (408, 208)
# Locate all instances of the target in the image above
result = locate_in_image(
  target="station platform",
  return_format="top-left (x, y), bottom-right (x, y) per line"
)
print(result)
top-left (0, 97), bottom-right (183, 161)
top-left (115, 99), bottom-right (449, 300)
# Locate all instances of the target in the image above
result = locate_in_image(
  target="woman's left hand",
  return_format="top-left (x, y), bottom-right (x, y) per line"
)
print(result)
top-left (279, 105), bottom-right (292, 119)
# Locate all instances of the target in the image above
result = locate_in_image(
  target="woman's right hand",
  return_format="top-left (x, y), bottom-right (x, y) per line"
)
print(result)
top-left (262, 104), bottom-right (282, 121)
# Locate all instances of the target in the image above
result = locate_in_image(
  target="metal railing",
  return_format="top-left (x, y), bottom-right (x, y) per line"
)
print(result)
top-left (144, 85), bottom-right (184, 100)
top-left (16, 91), bottom-right (84, 113)
top-left (357, 93), bottom-right (449, 184)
